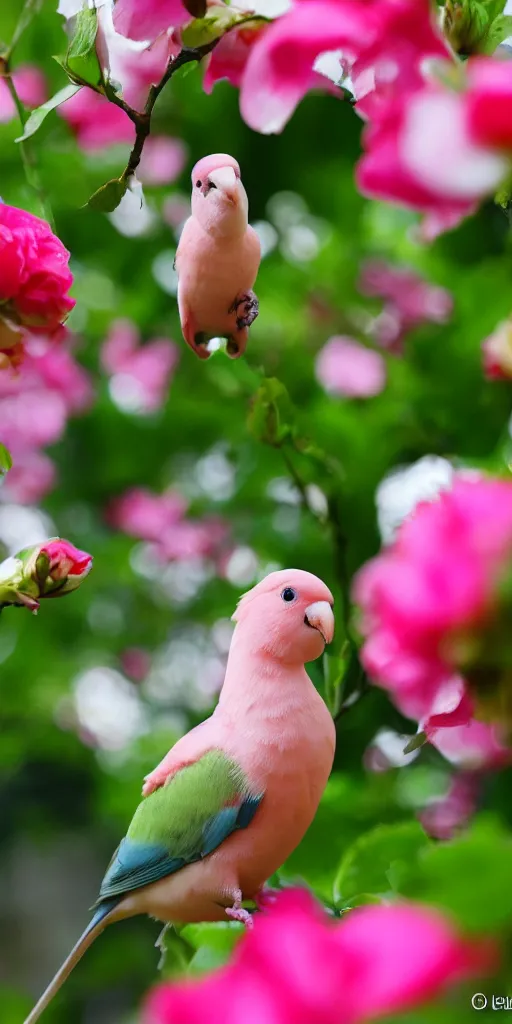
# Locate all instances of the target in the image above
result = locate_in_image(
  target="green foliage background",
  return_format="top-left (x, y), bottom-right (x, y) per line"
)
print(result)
top-left (1, 2), bottom-right (512, 1021)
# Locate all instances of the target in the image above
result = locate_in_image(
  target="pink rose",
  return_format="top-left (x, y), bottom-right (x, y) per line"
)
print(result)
top-left (0, 204), bottom-right (74, 332)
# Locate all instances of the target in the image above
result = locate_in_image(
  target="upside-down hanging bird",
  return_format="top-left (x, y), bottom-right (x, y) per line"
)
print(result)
top-left (25, 568), bottom-right (335, 1023)
top-left (175, 153), bottom-right (261, 360)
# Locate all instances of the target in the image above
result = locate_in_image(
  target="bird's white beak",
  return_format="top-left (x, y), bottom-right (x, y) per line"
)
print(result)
top-left (304, 601), bottom-right (335, 645)
top-left (208, 165), bottom-right (238, 202)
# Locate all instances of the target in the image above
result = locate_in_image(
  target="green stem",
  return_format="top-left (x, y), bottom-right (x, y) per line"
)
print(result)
top-left (4, 0), bottom-right (42, 61)
top-left (3, 72), bottom-right (54, 226)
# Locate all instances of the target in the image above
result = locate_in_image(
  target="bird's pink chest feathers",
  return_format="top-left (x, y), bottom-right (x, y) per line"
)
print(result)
top-left (215, 686), bottom-right (336, 896)
top-left (177, 219), bottom-right (260, 335)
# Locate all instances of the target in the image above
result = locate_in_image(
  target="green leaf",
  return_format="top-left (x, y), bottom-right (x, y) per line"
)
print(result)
top-left (333, 821), bottom-right (430, 908)
top-left (0, 444), bottom-right (12, 475)
top-left (87, 178), bottom-right (128, 213)
top-left (400, 817), bottom-right (512, 932)
top-left (182, 10), bottom-right (262, 48)
top-left (15, 83), bottom-right (81, 142)
top-left (481, 12), bottom-right (512, 51)
top-left (62, 6), bottom-right (102, 87)
top-left (180, 922), bottom-right (242, 975)
top-left (248, 377), bottom-right (296, 446)
top-left (403, 730), bottom-right (428, 754)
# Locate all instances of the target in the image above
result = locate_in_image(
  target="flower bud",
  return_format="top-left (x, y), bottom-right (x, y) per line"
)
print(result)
top-left (0, 538), bottom-right (92, 612)
top-left (443, 0), bottom-right (489, 56)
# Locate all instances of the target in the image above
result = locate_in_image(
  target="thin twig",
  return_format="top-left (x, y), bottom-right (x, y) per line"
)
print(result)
top-left (103, 41), bottom-right (220, 183)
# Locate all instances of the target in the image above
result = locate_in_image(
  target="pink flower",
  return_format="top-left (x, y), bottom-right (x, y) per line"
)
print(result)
top-left (358, 56), bottom-right (512, 233)
top-left (239, 0), bottom-right (449, 134)
top-left (0, 334), bottom-right (92, 503)
top-left (204, 25), bottom-right (266, 95)
top-left (96, 8), bottom-right (180, 110)
top-left (107, 487), bottom-right (188, 541)
top-left (427, 718), bottom-right (510, 771)
top-left (0, 450), bottom-right (56, 506)
top-left (466, 57), bottom-right (512, 152)
top-left (113, 0), bottom-right (190, 42)
top-left (482, 317), bottom-right (512, 380)
top-left (0, 204), bottom-right (74, 332)
top-left (107, 486), bottom-right (228, 563)
top-left (101, 319), bottom-right (179, 414)
top-left (0, 65), bottom-right (47, 124)
top-left (41, 539), bottom-right (92, 581)
top-left (359, 261), bottom-right (453, 350)
top-left (145, 889), bottom-right (494, 1024)
top-left (418, 772), bottom-right (480, 841)
top-left (59, 89), bottom-right (134, 151)
top-left (138, 136), bottom-right (187, 187)
top-left (120, 646), bottom-right (151, 681)
top-left (315, 336), bottom-right (386, 398)
top-left (354, 476), bottom-right (512, 729)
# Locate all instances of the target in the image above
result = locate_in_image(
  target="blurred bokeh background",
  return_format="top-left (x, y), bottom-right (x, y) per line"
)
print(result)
top-left (2, 1), bottom-right (512, 1022)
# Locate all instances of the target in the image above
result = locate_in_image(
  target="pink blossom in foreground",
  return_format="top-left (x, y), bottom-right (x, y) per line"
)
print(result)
top-left (108, 486), bottom-right (228, 563)
top-left (204, 25), bottom-right (266, 95)
top-left (359, 261), bottom-right (453, 350)
top-left (358, 56), bottom-right (512, 234)
top-left (59, 89), bottom-right (134, 151)
top-left (145, 889), bottom-right (495, 1024)
top-left (138, 136), bottom-right (188, 187)
top-left (0, 65), bottom-right (47, 124)
top-left (101, 319), bottom-right (179, 414)
top-left (239, 0), bottom-right (449, 134)
top-left (113, 0), bottom-right (190, 42)
top-left (0, 204), bottom-right (74, 333)
top-left (354, 477), bottom-right (512, 729)
top-left (96, 7), bottom-right (180, 110)
top-left (315, 336), bottom-right (386, 398)
top-left (482, 317), bottom-right (512, 380)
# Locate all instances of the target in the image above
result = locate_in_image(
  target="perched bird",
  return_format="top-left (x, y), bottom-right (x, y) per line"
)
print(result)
top-left (175, 153), bottom-right (261, 360)
top-left (25, 568), bottom-right (335, 1024)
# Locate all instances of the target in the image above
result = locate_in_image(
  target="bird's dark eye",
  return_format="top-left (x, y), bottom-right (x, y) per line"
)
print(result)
top-left (281, 587), bottom-right (297, 603)
top-left (195, 179), bottom-right (202, 187)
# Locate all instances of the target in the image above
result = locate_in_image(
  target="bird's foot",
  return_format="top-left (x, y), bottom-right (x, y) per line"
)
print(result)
top-left (229, 290), bottom-right (259, 331)
top-left (193, 331), bottom-right (211, 360)
top-left (225, 889), bottom-right (254, 929)
top-left (155, 923), bottom-right (171, 970)
top-left (255, 886), bottom-right (279, 911)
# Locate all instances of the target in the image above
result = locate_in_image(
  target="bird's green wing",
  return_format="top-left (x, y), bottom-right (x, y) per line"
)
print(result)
top-left (95, 750), bottom-right (262, 906)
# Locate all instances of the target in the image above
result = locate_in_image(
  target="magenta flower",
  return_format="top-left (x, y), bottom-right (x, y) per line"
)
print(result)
top-left (239, 0), bottom-right (449, 134)
top-left (113, 0), bottom-right (190, 42)
top-left (101, 318), bottom-right (179, 414)
top-left (354, 476), bottom-right (512, 730)
top-left (0, 65), bottom-right (46, 124)
top-left (203, 25), bottom-right (266, 96)
top-left (0, 204), bottom-right (74, 333)
top-left (144, 889), bottom-right (495, 1024)
top-left (0, 450), bottom-right (56, 506)
top-left (315, 336), bottom-right (386, 398)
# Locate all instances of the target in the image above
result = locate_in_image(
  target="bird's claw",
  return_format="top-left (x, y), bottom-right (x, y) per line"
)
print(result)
top-left (229, 291), bottom-right (259, 331)
top-left (225, 905), bottom-right (254, 928)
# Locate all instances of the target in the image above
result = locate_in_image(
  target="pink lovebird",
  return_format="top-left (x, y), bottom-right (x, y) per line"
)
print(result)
top-left (25, 569), bottom-right (335, 1023)
top-left (175, 153), bottom-right (261, 360)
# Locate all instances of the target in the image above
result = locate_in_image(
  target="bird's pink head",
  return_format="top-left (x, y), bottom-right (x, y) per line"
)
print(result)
top-left (232, 569), bottom-right (335, 665)
top-left (190, 153), bottom-right (248, 233)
